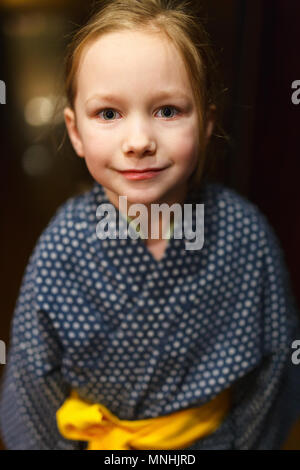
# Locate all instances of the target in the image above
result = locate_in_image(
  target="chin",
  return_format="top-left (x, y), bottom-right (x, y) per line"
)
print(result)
top-left (124, 187), bottom-right (171, 205)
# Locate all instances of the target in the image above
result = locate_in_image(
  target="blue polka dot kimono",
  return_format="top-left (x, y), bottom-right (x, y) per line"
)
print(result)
top-left (0, 181), bottom-right (299, 449)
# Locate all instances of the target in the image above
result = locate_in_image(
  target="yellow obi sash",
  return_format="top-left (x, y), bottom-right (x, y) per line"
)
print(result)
top-left (56, 388), bottom-right (231, 450)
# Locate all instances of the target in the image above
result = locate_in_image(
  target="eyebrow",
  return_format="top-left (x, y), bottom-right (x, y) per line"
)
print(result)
top-left (85, 89), bottom-right (191, 105)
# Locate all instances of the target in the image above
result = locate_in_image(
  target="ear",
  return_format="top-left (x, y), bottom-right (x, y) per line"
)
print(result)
top-left (63, 107), bottom-right (84, 157)
top-left (205, 104), bottom-right (216, 145)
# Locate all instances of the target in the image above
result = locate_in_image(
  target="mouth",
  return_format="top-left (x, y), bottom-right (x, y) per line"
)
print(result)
top-left (117, 168), bottom-right (167, 181)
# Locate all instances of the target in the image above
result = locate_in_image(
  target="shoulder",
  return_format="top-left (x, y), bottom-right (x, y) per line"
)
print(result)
top-left (39, 182), bottom-right (101, 240)
top-left (21, 184), bottom-right (100, 288)
top-left (198, 181), bottom-right (289, 275)
top-left (43, 183), bottom-right (99, 232)
top-left (202, 181), bottom-right (278, 242)
top-left (202, 182), bottom-right (263, 220)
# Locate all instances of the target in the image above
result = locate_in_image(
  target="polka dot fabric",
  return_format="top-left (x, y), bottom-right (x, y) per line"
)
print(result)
top-left (0, 181), bottom-right (299, 449)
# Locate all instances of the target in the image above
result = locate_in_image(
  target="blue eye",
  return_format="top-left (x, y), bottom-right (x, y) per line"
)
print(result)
top-left (97, 105), bottom-right (180, 121)
top-left (98, 108), bottom-right (120, 120)
top-left (156, 106), bottom-right (179, 118)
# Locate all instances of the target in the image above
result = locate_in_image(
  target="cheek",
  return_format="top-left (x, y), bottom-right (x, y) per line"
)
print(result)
top-left (81, 126), bottom-right (114, 161)
top-left (171, 125), bottom-right (200, 164)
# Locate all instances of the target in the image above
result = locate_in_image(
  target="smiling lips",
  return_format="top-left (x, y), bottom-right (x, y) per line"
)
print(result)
top-left (118, 167), bottom-right (166, 180)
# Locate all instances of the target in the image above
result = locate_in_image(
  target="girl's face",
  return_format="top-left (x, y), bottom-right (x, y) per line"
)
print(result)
top-left (64, 30), bottom-right (212, 210)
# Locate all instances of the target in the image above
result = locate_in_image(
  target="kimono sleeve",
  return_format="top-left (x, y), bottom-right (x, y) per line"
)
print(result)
top-left (229, 214), bottom-right (300, 449)
top-left (0, 248), bottom-right (84, 450)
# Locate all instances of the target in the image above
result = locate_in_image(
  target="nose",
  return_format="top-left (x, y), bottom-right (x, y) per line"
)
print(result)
top-left (122, 116), bottom-right (156, 157)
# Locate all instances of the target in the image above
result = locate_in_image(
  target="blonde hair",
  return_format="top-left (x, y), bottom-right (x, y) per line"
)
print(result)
top-left (63, 0), bottom-right (227, 190)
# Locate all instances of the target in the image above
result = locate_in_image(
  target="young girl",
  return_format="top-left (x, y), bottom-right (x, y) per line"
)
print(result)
top-left (1, 0), bottom-right (299, 450)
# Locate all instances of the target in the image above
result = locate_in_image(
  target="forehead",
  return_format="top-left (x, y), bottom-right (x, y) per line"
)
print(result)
top-left (75, 30), bottom-right (193, 103)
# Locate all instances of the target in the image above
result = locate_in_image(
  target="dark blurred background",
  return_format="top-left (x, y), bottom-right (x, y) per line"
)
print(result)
top-left (0, 0), bottom-right (299, 450)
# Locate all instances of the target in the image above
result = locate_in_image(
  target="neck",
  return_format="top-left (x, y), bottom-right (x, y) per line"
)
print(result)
top-left (104, 184), bottom-right (188, 242)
